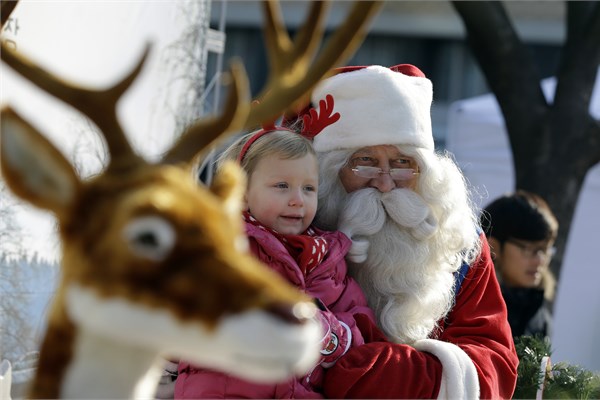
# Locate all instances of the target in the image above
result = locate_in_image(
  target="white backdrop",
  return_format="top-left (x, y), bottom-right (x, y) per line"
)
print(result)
top-left (446, 70), bottom-right (600, 372)
top-left (1, 1), bottom-right (197, 262)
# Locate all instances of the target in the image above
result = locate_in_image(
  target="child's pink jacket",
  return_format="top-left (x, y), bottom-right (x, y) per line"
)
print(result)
top-left (175, 222), bottom-right (375, 399)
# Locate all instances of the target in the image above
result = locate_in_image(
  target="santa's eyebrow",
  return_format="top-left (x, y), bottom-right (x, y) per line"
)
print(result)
top-left (352, 148), bottom-right (376, 157)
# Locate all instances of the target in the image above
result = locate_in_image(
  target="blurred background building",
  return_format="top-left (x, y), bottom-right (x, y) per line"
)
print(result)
top-left (206, 1), bottom-right (565, 148)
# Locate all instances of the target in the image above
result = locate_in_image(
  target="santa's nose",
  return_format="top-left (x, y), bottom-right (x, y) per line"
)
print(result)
top-left (370, 172), bottom-right (396, 193)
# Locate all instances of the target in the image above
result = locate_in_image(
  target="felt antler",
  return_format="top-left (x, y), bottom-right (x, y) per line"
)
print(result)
top-left (301, 94), bottom-right (340, 139)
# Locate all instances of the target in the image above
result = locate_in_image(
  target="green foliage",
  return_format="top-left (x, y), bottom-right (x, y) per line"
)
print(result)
top-left (514, 335), bottom-right (600, 399)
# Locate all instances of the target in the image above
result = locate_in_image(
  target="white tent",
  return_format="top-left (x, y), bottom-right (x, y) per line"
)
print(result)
top-left (446, 70), bottom-right (600, 372)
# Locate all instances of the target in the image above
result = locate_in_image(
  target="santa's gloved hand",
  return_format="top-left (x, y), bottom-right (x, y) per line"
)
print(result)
top-left (313, 299), bottom-right (352, 368)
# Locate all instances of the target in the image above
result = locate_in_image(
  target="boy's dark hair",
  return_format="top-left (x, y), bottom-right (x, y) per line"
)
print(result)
top-left (481, 190), bottom-right (558, 244)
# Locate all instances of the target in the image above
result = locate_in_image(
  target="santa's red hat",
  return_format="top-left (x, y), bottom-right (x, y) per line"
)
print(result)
top-left (309, 64), bottom-right (434, 152)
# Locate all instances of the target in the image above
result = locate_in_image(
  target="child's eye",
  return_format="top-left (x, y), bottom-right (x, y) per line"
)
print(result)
top-left (275, 183), bottom-right (289, 189)
top-left (304, 185), bottom-right (316, 192)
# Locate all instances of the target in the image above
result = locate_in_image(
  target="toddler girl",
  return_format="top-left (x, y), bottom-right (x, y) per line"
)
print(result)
top-left (175, 125), bottom-right (375, 399)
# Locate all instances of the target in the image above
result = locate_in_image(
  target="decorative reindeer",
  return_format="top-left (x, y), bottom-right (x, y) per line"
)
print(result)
top-left (0, 1), bottom-right (381, 398)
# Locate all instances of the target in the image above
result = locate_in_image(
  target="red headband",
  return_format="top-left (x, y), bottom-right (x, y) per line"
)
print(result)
top-left (237, 94), bottom-right (340, 163)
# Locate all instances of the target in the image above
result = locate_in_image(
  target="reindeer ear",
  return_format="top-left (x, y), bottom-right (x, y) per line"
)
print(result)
top-left (0, 107), bottom-right (81, 217)
top-left (210, 160), bottom-right (247, 218)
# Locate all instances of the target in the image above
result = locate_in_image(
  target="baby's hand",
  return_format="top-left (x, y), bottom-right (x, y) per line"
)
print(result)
top-left (313, 300), bottom-right (352, 368)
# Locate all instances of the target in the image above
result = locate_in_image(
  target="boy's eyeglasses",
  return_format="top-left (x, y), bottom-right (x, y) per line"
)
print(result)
top-left (351, 166), bottom-right (419, 181)
top-left (506, 239), bottom-right (556, 259)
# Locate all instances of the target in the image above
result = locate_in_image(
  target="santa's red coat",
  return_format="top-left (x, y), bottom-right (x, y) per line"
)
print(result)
top-left (323, 234), bottom-right (518, 399)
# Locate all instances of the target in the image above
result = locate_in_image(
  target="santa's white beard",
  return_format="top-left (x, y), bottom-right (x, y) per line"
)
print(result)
top-left (336, 188), bottom-right (457, 344)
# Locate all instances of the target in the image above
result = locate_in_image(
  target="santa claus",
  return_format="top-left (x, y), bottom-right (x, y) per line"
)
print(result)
top-left (299, 64), bottom-right (518, 399)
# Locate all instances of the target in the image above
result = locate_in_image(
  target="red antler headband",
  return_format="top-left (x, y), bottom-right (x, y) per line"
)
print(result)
top-left (237, 94), bottom-right (340, 163)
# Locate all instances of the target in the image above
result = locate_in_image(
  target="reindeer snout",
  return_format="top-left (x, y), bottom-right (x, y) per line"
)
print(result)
top-left (265, 301), bottom-right (317, 325)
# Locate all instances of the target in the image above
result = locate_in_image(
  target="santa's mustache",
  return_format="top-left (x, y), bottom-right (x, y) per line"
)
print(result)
top-left (338, 188), bottom-right (437, 262)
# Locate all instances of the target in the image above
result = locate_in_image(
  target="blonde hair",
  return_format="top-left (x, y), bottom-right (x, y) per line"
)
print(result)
top-left (217, 129), bottom-right (316, 178)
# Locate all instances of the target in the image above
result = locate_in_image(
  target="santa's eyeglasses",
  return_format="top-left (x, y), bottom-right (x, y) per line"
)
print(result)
top-left (351, 166), bottom-right (419, 181)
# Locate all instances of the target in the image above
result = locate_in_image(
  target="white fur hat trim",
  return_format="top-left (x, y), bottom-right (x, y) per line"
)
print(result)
top-left (311, 65), bottom-right (434, 152)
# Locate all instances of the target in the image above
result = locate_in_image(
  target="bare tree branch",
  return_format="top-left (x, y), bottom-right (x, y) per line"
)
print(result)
top-left (451, 0), bottom-right (600, 282)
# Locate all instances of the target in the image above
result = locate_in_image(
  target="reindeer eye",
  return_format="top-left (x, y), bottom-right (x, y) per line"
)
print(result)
top-left (123, 216), bottom-right (176, 261)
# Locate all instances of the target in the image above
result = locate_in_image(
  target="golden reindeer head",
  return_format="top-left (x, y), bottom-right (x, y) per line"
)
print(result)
top-left (0, 1), bottom-right (381, 398)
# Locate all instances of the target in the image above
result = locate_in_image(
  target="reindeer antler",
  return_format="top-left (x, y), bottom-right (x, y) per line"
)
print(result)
top-left (1, 1), bottom-right (19, 26)
top-left (161, 61), bottom-right (252, 164)
top-left (1, 1), bottom-right (382, 168)
top-left (163, 1), bottom-right (382, 164)
top-left (0, 42), bottom-right (149, 169)
top-left (246, 1), bottom-right (380, 128)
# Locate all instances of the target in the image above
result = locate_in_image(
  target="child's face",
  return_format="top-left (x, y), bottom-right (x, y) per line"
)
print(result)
top-left (245, 153), bottom-right (319, 235)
